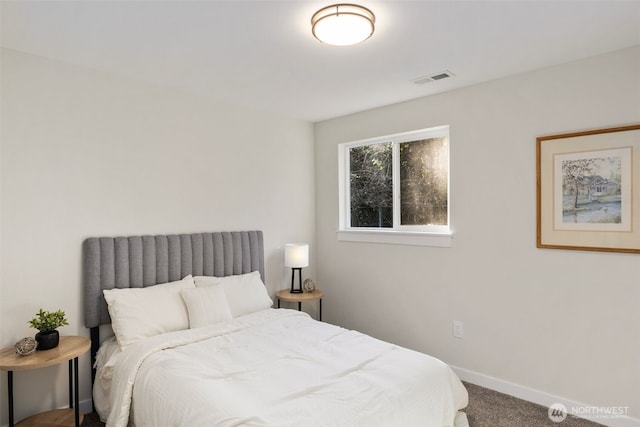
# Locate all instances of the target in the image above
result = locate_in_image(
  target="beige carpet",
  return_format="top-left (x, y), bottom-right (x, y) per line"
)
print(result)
top-left (463, 382), bottom-right (604, 427)
top-left (81, 381), bottom-right (605, 426)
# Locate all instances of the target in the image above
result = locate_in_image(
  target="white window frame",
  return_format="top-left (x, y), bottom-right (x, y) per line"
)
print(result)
top-left (338, 126), bottom-right (453, 247)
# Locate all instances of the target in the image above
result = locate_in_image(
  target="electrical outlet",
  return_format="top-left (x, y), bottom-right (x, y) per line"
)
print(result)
top-left (453, 320), bottom-right (464, 339)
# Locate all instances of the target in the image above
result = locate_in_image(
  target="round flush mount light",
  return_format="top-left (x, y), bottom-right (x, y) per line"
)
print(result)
top-left (311, 4), bottom-right (375, 46)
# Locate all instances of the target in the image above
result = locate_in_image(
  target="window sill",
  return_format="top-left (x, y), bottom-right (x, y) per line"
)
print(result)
top-left (336, 229), bottom-right (453, 247)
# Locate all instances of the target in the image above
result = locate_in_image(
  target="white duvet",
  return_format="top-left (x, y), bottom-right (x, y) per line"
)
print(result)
top-left (106, 309), bottom-right (468, 427)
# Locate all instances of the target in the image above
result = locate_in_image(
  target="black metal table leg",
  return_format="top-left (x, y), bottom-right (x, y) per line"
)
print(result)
top-left (319, 298), bottom-right (322, 321)
top-left (74, 357), bottom-right (80, 427)
top-left (297, 302), bottom-right (301, 311)
top-left (8, 370), bottom-right (14, 427)
top-left (68, 359), bottom-right (73, 408)
top-left (277, 299), bottom-right (281, 308)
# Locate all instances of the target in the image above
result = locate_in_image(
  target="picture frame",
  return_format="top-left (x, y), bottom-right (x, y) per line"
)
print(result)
top-left (536, 124), bottom-right (640, 253)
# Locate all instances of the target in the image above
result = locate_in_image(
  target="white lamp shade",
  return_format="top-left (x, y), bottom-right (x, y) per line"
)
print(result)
top-left (284, 244), bottom-right (309, 268)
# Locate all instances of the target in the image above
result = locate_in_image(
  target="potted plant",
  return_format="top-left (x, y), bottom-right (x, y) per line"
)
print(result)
top-left (28, 308), bottom-right (69, 350)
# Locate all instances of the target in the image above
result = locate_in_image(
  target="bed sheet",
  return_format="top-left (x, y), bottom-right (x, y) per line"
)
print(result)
top-left (107, 309), bottom-right (468, 427)
top-left (93, 335), bottom-right (122, 421)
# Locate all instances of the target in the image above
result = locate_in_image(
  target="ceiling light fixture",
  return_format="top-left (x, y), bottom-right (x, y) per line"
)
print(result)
top-left (311, 4), bottom-right (375, 46)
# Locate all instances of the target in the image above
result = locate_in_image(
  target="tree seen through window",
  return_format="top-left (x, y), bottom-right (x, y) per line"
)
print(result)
top-left (348, 132), bottom-right (449, 229)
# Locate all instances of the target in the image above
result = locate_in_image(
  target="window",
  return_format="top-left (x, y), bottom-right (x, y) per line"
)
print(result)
top-left (338, 126), bottom-right (452, 246)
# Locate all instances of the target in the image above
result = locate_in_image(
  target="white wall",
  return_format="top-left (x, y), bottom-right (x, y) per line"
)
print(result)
top-left (0, 48), bottom-right (315, 424)
top-left (315, 46), bottom-right (640, 420)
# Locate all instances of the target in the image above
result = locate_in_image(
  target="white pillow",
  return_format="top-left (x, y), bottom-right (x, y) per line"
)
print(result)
top-left (180, 285), bottom-right (232, 328)
top-left (194, 271), bottom-right (273, 317)
top-left (103, 275), bottom-right (195, 350)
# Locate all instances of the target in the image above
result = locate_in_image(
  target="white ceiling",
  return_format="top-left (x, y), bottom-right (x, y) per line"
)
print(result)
top-left (2, 1), bottom-right (639, 122)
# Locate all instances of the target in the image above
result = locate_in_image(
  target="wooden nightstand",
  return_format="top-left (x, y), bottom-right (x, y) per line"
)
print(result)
top-left (0, 335), bottom-right (90, 427)
top-left (276, 289), bottom-right (324, 321)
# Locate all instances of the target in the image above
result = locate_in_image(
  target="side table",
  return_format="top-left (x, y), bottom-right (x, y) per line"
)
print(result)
top-left (276, 289), bottom-right (324, 321)
top-left (0, 335), bottom-right (90, 427)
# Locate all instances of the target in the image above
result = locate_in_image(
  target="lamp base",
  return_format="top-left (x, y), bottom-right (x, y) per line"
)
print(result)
top-left (290, 268), bottom-right (304, 293)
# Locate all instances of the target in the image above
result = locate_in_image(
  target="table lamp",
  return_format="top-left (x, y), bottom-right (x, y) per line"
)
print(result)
top-left (285, 243), bottom-right (309, 294)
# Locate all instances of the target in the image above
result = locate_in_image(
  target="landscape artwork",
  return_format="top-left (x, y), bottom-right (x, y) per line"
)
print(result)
top-left (553, 147), bottom-right (631, 231)
top-left (538, 124), bottom-right (640, 253)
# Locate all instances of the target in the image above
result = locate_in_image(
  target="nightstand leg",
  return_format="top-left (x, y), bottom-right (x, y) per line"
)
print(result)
top-left (277, 299), bottom-right (281, 308)
top-left (8, 370), bottom-right (14, 427)
top-left (297, 302), bottom-right (301, 311)
top-left (74, 357), bottom-right (80, 427)
top-left (68, 359), bottom-right (73, 407)
top-left (319, 299), bottom-right (322, 321)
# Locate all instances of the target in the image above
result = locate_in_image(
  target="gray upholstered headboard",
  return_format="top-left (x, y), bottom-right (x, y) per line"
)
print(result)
top-left (83, 230), bottom-right (264, 328)
top-left (83, 230), bottom-right (264, 384)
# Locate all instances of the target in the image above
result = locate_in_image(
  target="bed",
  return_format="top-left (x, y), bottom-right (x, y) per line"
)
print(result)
top-left (84, 231), bottom-right (469, 427)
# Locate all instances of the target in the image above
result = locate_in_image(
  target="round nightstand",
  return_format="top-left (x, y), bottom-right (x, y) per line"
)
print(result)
top-left (276, 289), bottom-right (324, 321)
top-left (0, 335), bottom-right (90, 427)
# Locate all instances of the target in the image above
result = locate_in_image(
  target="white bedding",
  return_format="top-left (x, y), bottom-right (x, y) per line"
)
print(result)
top-left (105, 309), bottom-right (468, 427)
top-left (94, 335), bottom-right (121, 421)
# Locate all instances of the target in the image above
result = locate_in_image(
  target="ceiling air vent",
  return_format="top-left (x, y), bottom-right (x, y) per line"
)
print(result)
top-left (412, 70), bottom-right (455, 85)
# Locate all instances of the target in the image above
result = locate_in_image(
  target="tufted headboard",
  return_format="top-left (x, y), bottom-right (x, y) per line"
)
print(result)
top-left (82, 230), bottom-right (264, 382)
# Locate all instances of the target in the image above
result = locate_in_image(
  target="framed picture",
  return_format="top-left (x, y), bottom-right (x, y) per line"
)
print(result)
top-left (536, 124), bottom-right (640, 253)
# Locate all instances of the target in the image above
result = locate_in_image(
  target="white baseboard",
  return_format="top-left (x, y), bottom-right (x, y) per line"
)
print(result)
top-left (0, 399), bottom-right (94, 427)
top-left (451, 365), bottom-right (640, 427)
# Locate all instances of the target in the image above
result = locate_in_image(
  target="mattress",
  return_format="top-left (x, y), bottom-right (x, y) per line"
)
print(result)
top-left (103, 309), bottom-right (468, 427)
